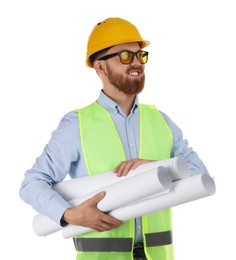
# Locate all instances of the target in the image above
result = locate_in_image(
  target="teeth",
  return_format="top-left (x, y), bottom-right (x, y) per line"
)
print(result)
top-left (129, 71), bottom-right (139, 76)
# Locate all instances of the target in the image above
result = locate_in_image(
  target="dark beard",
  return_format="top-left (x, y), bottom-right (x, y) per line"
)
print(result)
top-left (107, 65), bottom-right (145, 95)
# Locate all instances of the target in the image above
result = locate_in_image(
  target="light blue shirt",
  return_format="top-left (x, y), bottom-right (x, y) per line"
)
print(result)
top-left (19, 90), bottom-right (208, 243)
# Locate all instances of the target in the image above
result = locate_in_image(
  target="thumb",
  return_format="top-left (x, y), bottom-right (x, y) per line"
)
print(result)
top-left (91, 191), bottom-right (106, 205)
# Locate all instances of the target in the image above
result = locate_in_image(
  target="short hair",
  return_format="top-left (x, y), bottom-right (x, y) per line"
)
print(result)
top-left (89, 46), bottom-right (113, 66)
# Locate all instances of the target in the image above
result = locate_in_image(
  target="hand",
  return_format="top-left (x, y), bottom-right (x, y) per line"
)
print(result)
top-left (62, 192), bottom-right (122, 232)
top-left (113, 158), bottom-right (155, 177)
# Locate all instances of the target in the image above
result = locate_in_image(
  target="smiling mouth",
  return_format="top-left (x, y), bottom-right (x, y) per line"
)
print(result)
top-left (128, 71), bottom-right (140, 76)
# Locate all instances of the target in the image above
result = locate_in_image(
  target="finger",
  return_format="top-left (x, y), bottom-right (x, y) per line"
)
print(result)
top-left (118, 160), bottom-right (137, 176)
top-left (93, 213), bottom-right (122, 232)
top-left (99, 218), bottom-right (122, 231)
top-left (114, 160), bottom-right (136, 176)
top-left (113, 162), bottom-right (125, 174)
top-left (103, 215), bottom-right (122, 226)
top-left (115, 163), bottom-right (127, 176)
top-left (113, 164), bottom-right (125, 177)
top-left (88, 192), bottom-right (106, 206)
top-left (95, 222), bottom-right (115, 232)
top-left (114, 159), bottom-right (152, 176)
top-left (130, 159), bottom-right (147, 170)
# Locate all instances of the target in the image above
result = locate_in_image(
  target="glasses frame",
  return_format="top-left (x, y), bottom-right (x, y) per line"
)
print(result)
top-left (97, 50), bottom-right (149, 64)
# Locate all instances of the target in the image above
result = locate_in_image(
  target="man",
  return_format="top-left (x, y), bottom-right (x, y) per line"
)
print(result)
top-left (19, 17), bottom-right (208, 260)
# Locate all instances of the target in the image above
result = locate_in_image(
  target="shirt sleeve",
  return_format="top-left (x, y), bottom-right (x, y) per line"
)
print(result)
top-left (19, 111), bottom-right (80, 224)
top-left (160, 111), bottom-right (209, 176)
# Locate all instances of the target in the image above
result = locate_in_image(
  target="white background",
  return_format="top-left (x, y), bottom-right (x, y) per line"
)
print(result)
top-left (0, 0), bottom-right (235, 259)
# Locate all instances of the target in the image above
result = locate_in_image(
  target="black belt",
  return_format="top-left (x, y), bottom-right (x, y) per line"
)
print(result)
top-left (133, 243), bottom-right (146, 259)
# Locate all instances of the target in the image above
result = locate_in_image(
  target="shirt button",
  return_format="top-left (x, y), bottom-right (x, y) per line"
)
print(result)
top-left (130, 143), bottom-right (133, 147)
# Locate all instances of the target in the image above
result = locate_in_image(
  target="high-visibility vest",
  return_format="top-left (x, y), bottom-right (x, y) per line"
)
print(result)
top-left (74, 102), bottom-right (174, 260)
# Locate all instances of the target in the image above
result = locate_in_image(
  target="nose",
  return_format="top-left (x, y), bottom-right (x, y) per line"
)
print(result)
top-left (131, 54), bottom-right (142, 66)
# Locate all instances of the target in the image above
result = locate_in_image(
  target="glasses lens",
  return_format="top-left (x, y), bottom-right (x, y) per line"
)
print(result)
top-left (137, 51), bottom-right (148, 64)
top-left (119, 51), bottom-right (148, 64)
top-left (120, 51), bottom-right (133, 64)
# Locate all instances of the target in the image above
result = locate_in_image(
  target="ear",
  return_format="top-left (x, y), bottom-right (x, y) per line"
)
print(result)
top-left (93, 60), bottom-right (108, 76)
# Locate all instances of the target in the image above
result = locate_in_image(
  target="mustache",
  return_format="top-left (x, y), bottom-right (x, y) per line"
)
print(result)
top-left (126, 65), bottom-right (144, 74)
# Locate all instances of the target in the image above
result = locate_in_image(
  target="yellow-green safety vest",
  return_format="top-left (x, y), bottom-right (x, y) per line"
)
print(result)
top-left (74, 102), bottom-right (174, 260)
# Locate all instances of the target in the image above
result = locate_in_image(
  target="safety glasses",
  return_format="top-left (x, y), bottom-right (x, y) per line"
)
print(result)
top-left (98, 50), bottom-right (149, 64)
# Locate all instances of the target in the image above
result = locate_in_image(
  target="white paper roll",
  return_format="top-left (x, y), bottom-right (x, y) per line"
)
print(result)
top-left (33, 166), bottom-right (172, 236)
top-left (70, 166), bottom-right (172, 212)
top-left (62, 173), bottom-right (216, 239)
top-left (53, 157), bottom-right (188, 201)
top-left (132, 156), bottom-right (189, 182)
top-left (32, 215), bottom-right (62, 236)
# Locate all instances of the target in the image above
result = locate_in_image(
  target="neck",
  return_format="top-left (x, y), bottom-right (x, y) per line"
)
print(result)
top-left (102, 88), bottom-right (136, 116)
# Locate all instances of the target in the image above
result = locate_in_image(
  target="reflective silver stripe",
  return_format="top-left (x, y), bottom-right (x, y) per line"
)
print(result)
top-left (145, 231), bottom-right (172, 247)
top-left (73, 238), bottom-right (133, 252)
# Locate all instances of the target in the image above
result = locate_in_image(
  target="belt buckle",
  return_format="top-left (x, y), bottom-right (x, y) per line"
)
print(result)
top-left (133, 243), bottom-right (145, 259)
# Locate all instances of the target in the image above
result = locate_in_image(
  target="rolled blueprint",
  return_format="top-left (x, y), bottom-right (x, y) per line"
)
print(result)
top-left (62, 173), bottom-right (216, 239)
top-left (33, 166), bottom-right (172, 236)
top-left (53, 157), bottom-right (188, 201)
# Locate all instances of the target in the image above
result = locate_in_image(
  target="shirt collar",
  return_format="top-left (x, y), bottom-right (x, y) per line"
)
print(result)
top-left (97, 90), bottom-right (139, 115)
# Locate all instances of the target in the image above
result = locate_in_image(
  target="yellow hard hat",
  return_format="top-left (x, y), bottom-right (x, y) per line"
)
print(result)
top-left (86, 17), bottom-right (150, 67)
